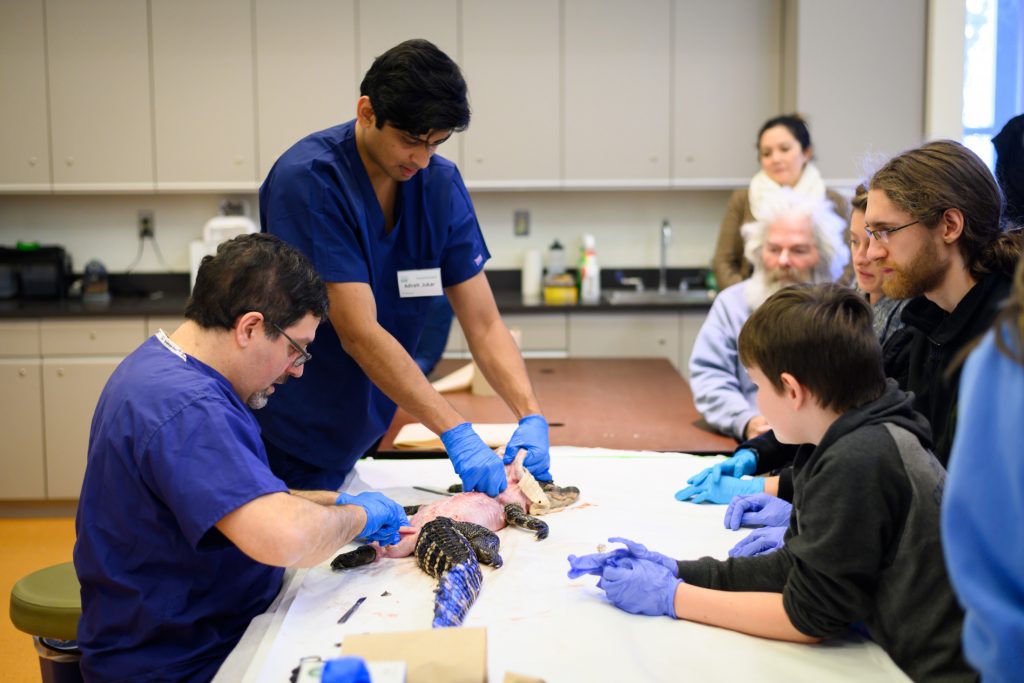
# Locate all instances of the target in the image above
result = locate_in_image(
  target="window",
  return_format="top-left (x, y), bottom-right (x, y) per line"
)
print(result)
top-left (962, 0), bottom-right (1023, 168)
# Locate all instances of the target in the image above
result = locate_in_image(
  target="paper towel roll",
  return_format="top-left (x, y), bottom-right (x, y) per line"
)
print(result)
top-left (521, 249), bottom-right (542, 299)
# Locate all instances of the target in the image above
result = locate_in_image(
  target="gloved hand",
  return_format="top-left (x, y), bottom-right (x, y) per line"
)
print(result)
top-left (334, 491), bottom-right (409, 546)
top-left (723, 493), bottom-right (793, 530)
top-left (503, 414), bottom-right (552, 481)
top-left (441, 422), bottom-right (507, 496)
top-left (598, 556), bottom-right (681, 618)
top-left (321, 656), bottom-right (371, 683)
top-left (728, 525), bottom-right (787, 558)
top-left (675, 475), bottom-right (764, 504)
top-left (567, 537), bottom-right (678, 579)
top-left (607, 537), bottom-right (678, 576)
top-left (686, 448), bottom-right (758, 488)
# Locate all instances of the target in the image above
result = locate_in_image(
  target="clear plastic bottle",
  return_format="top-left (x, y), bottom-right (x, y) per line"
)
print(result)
top-left (578, 233), bottom-right (601, 304)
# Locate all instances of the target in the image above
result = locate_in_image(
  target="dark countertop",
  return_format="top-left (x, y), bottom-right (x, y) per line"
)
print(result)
top-left (0, 268), bottom-right (716, 319)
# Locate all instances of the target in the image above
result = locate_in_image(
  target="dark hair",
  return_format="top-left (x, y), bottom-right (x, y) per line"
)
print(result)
top-left (993, 113), bottom-right (1024, 227)
top-left (758, 114), bottom-right (812, 152)
top-left (870, 140), bottom-right (1023, 279)
top-left (850, 182), bottom-right (868, 213)
top-left (185, 233), bottom-right (328, 334)
top-left (360, 39), bottom-right (470, 135)
top-left (738, 283), bottom-right (887, 412)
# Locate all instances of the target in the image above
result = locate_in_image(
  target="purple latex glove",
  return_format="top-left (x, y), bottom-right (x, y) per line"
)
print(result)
top-left (723, 493), bottom-right (793, 530)
top-left (728, 526), bottom-right (787, 557)
top-left (687, 448), bottom-right (758, 487)
top-left (503, 414), bottom-right (552, 481)
top-left (335, 491), bottom-right (409, 546)
top-left (675, 475), bottom-right (764, 504)
top-left (567, 548), bottom-right (629, 579)
top-left (598, 556), bottom-right (681, 618)
top-left (607, 537), bottom-right (678, 576)
top-left (441, 422), bottom-right (507, 496)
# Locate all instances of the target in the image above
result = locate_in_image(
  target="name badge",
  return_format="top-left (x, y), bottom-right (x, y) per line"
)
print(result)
top-left (397, 268), bottom-right (443, 298)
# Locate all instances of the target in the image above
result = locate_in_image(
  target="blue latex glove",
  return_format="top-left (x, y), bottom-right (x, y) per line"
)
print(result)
top-left (687, 448), bottom-right (758, 488)
top-left (607, 537), bottom-right (678, 576)
top-left (675, 475), bottom-right (764, 504)
top-left (321, 656), bottom-right (371, 683)
top-left (503, 414), bottom-right (552, 481)
top-left (567, 548), bottom-right (628, 579)
top-left (723, 493), bottom-right (793, 530)
top-left (440, 422), bottom-right (507, 496)
top-left (728, 525), bottom-right (787, 558)
top-left (334, 491), bottom-right (409, 546)
top-left (598, 556), bottom-right (681, 618)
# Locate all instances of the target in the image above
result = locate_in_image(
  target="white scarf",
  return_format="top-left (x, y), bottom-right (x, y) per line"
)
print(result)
top-left (747, 161), bottom-right (826, 221)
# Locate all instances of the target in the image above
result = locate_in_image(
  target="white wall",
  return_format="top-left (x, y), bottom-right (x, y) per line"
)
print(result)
top-left (0, 187), bottom-right (733, 273)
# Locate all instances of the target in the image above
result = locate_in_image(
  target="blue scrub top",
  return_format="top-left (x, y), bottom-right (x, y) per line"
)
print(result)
top-left (74, 335), bottom-right (289, 682)
top-left (256, 120), bottom-right (490, 473)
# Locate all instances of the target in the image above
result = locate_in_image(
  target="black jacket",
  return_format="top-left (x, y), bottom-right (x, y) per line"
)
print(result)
top-left (678, 382), bottom-right (975, 682)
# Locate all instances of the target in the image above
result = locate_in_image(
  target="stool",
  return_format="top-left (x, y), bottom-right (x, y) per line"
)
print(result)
top-left (9, 562), bottom-right (83, 683)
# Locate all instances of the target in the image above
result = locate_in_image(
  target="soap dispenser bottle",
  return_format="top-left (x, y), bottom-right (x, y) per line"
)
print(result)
top-left (578, 233), bottom-right (601, 304)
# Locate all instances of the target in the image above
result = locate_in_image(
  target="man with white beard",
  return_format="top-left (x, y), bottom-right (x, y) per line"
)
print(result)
top-left (688, 188), bottom-right (848, 443)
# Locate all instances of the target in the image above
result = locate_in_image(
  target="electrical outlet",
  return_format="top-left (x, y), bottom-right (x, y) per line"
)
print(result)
top-left (138, 210), bottom-right (155, 239)
top-left (513, 209), bottom-right (530, 237)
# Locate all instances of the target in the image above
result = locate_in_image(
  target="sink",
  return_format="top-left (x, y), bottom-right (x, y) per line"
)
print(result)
top-left (603, 289), bottom-right (716, 305)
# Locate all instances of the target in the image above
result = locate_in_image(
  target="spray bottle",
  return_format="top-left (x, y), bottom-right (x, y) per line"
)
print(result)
top-left (578, 233), bottom-right (601, 304)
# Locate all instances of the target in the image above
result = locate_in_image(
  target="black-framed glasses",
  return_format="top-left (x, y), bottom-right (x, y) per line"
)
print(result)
top-left (864, 220), bottom-right (919, 244)
top-left (270, 322), bottom-right (311, 368)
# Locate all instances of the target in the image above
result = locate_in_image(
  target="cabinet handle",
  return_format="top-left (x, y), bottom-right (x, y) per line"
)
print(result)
top-left (28, 156), bottom-right (38, 166)
top-left (66, 157), bottom-right (75, 167)
top-left (658, 337), bottom-right (666, 346)
top-left (18, 368), bottom-right (27, 377)
top-left (56, 368), bottom-right (65, 377)
top-left (89, 331), bottom-right (97, 340)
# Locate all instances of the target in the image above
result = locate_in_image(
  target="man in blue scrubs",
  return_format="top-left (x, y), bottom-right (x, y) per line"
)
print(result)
top-left (74, 234), bottom-right (407, 682)
top-left (258, 39), bottom-right (552, 494)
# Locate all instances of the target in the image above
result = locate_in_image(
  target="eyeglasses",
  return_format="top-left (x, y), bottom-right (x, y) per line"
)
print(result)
top-left (863, 220), bottom-right (919, 243)
top-left (269, 322), bottom-right (311, 368)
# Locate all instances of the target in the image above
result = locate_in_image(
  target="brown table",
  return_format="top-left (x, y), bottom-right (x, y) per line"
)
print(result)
top-left (377, 358), bottom-right (737, 454)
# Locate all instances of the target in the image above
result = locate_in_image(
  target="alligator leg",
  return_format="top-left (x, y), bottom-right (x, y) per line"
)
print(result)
top-left (403, 504), bottom-right (421, 516)
top-left (452, 520), bottom-right (503, 568)
top-left (504, 503), bottom-right (549, 540)
top-left (330, 544), bottom-right (378, 571)
top-left (541, 482), bottom-right (581, 509)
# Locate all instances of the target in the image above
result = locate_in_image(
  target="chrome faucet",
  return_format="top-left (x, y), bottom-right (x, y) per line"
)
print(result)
top-left (659, 219), bottom-right (672, 294)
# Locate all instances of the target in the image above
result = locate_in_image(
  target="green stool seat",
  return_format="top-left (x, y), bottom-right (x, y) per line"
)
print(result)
top-left (10, 562), bottom-right (81, 642)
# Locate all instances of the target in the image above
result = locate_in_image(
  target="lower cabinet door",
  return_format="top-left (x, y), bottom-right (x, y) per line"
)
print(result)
top-left (0, 359), bottom-right (46, 498)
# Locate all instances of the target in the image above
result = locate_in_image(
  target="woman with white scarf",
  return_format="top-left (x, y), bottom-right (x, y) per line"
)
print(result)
top-left (712, 114), bottom-right (849, 290)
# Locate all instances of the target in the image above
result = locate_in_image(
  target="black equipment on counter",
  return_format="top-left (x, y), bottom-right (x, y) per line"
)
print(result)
top-left (0, 245), bottom-right (73, 299)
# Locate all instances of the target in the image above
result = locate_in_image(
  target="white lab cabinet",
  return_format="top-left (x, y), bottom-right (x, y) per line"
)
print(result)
top-left (563, 0), bottom-right (672, 185)
top-left (0, 322), bottom-right (45, 499)
top-left (254, 0), bottom-right (358, 182)
top-left (0, 0), bottom-right (51, 191)
top-left (151, 0), bottom-right (257, 190)
top-left (567, 313), bottom-right (681, 368)
top-left (46, 0), bottom-right (154, 190)
top-left (460, 0), bottom-right (561, 186)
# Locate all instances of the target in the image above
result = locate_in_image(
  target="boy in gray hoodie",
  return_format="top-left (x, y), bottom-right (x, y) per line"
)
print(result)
top-left (568, 283), bottom-right (974, 682)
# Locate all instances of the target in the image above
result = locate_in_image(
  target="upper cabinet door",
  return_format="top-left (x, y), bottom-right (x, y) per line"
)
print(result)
top-left (461, 0), bottom-right (560, 187)
top-left (673, 0), bottom-right (782, 183)
top-left (254, 0), bottom-right (357, 184)
top-left (151, 0), bottom-right (256, 190)
top-left (46, 0), bottom-right (154, 190)
top-left (0, 0), bottom-right (50, 191)
top-left (563, 0), bottom-right (671, 186)
top-left (357, 0), bottom-right (461, 167)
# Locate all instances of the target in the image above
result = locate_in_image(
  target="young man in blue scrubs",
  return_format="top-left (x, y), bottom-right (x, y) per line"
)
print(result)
top-left (258, 39), bottom-right (551, 494)
top-left (74, 234), bottom-right (407, 682)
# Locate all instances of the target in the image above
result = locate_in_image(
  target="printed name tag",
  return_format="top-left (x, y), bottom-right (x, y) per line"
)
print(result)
top-left (397, 268), bottom-right (443, 298)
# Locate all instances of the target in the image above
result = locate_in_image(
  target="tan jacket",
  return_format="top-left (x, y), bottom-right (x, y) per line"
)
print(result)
top-left (711, 187), bottom-right (850, 289)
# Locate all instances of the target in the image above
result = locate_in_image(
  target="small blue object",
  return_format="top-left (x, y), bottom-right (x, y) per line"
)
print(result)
top-left (334, 491), bottom-right (409, 546)
top-left (723, 493), bottom-right (792, 530)
top-left (321, 656), bottom-right (371, 683)
top-left (728, 526), bottom-right (786, 557)
top-left (502, 414), bottom-right (552, 481)
top-left (686, 448), bottom-right (758, 487)
top-left (441, 422), bottom-right (507, 496)
top-left (675, 474), bottom-right (764, 504)
top-left (598, 556), bottom-right (681, 618)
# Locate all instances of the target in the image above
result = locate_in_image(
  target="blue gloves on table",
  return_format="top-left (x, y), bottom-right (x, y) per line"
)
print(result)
top-left (503, 414), bottom-right (552, 482)
top-left (441, 422), bottom-right (507, 496)
top-left (728, 525), bottom-right (786, 557)
top-left (567, 537), bottom-right (681, 618)
top-left (675, 473), bottom-right (764, 504)
top-left (321, 656), bottom-right (371, 683)
top-left (334, 491), bottom-right (409, 546)
top-left (686, 448), bottom-right (758, 488)
top-left (723, 493), bottom-right (793, 530)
